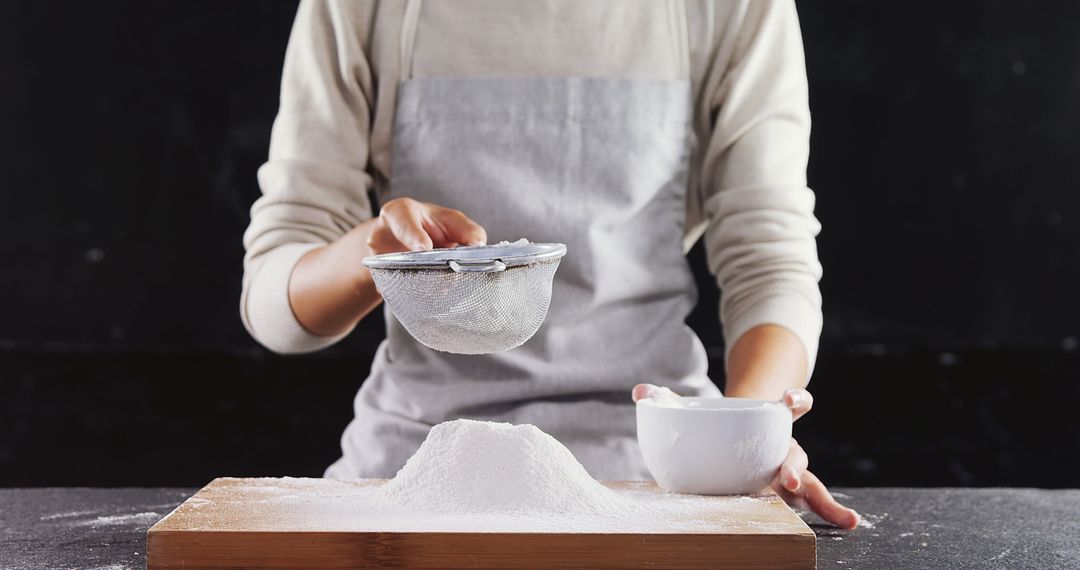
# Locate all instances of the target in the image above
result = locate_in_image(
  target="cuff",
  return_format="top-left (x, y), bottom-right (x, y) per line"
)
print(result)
top-left (241, 243), bottom-right (348, 354)
top-left (723, 291), bottom-right (822, 383)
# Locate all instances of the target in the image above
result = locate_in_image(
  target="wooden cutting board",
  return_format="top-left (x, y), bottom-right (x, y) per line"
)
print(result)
top-left (147, 477), bottom-right (814, 569)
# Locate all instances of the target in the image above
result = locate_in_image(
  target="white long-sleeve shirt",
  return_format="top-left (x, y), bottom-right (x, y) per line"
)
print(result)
top-left (242, 0), bottom-right (823, 376)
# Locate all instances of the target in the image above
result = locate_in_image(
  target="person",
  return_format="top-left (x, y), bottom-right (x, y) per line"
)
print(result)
top-left (241, 0), bottom-right (859, 529)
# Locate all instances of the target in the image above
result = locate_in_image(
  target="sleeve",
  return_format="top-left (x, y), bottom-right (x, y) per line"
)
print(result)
top-left (700, 0), bottom-right (824, 379)
top-left (241, 0), bottom-right (376, 354)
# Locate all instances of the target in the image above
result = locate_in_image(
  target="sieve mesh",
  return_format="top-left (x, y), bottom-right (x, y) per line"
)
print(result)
top-left (370, 259), bottom-right (561, 354)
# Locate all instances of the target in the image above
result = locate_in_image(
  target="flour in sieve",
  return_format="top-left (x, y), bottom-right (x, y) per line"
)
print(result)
top-left (493, 238), bottom-right (532, 246)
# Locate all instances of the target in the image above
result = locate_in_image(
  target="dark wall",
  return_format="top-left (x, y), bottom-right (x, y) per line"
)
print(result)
top-left (804, 1), bottom-right (1080, 349)
top-left (1, 1), bottom-right (296, 351)
top-left (1, 1), bottom-right (1077, 487)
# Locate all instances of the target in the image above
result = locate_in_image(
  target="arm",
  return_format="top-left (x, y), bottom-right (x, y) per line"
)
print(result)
top-left (289, 199), bottom-right (487, 337)
top-left (286, 218), bottom-right (381, 338)
top-left (724, 325), bottom-right (860, 528)
top-left (241, 0), bottom-right (378, 353)
top-left (724, 324), bottom-right (807, 399)
top-left (242, 1), bottom-right (486, 347)
top-left (701, 0), bottom-right (823, 383)
top-left (698, 0), bottom-right (858, 528)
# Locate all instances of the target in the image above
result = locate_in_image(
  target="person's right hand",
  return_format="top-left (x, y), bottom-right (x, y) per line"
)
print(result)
top-left (367, 197), bottom-right (487, 254)
top-left (288, 198), bottom-right (485, 337)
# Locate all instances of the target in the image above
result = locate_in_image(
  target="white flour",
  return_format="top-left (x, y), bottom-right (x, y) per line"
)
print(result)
top-left (641, 385), bottom-right (688, 407)
top-left (493, 238), bottom-right (531, 246)
top-left (156, 420), bottom-right (786, 534)
top-left (76, 511), bottom-right (161, 527)
top-left (379, 420), bottom-right (633, 517)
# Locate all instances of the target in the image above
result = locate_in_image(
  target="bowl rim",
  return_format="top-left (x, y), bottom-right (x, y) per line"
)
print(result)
top-left (637, 396), bottom-right (790, 413)
top-left (362, 242), bottom-right (566, 270)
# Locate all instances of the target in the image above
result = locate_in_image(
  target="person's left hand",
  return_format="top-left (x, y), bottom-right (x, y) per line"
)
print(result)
top-left (773, 388), bottom-right (860, 529)
top-left (631, 384), bottom-right (860, 530)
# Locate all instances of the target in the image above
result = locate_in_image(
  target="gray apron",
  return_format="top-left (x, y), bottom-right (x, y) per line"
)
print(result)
top-left (326, 0), bottom-right (720, 481)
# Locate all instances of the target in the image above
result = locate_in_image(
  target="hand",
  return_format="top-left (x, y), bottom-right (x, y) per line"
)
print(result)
top-left (368, 197), bottom-right (487, 254)
top-left (287, 198), bottom-right (486, 337)
top-left (773, 388), bottom-right (860, 529)
top-left (631, 384), bottom-right (860, 530)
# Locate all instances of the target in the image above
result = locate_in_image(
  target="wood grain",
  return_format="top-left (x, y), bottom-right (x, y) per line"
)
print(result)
top-left (147, 477), bottom-right (815, 569)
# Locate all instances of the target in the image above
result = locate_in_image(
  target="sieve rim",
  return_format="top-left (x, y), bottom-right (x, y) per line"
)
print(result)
top-left (362, 242), bottom-right (566, 271)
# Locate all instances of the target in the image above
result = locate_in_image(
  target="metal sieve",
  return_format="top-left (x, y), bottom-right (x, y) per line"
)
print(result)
top-left (362, 242), bottom-right (567, 354)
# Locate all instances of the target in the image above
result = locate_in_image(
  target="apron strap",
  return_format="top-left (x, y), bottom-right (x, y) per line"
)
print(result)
top-left (400, 0), bottom-right (424, 80)
top-left (668, 0), bottom-right (691, 79)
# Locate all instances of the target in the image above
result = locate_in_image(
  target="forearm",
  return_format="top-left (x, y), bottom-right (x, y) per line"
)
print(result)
top-left (288, 218), bottom-right (383, 337)
top-left (724, 324), bottom-right (809, 400)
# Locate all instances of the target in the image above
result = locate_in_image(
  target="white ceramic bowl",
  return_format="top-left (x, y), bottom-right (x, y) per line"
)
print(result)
top-left (636, 397), bottom-right (792, 495)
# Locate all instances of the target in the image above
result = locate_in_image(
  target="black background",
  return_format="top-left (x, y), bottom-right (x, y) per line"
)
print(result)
top-left (1, 1), bottom-right (1078, 487)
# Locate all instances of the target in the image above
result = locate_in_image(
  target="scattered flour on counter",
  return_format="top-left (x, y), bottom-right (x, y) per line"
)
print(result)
top-left (858, 511), bottom-right (887, 529)
top-left (379, 420), bottom-right (634, 517)
top-left (40, 509), bottom-right (97, 521)
top-left (77, 511), bottom-right (161, 527)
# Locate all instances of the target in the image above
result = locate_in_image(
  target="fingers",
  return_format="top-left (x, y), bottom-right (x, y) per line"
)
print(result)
top-left (370, 198), bottom-right (487, 254)
top-left (377, 199), bottom-right (434, 252)
top-left (801, 470), bottom-right (861, 530)
top-left (779, 439), bottom-right (809, 494)
top-left (631, 383), bottom-right (660, 402)
top-left (367, 219), bottom-right (411, 254)
top-left (630, 383), bottom-right (684, 403)
top-left (425, 205), bottom-right (487, 248)
top-left (772, 438), bottom-right (860, 530)
top-left (782, 388), bottom-right (813, 422)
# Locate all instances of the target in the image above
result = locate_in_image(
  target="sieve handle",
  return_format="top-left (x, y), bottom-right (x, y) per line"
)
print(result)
top-left (448, 259), bottom-right (507, 273)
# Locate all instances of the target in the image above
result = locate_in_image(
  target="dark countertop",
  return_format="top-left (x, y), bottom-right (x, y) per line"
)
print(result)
top-left (1, 487), bottom-right (1077, 569)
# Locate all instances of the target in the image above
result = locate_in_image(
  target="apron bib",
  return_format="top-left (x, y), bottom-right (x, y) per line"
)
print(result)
top-left (327, 0), bottom-right (719, 481)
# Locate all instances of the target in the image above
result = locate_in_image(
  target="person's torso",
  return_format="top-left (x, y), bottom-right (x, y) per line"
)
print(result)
top-left (328, 0), bottom-right (724, 481)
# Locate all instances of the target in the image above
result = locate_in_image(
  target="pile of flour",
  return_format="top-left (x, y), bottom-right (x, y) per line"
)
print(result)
top-left (162, 421), bottom-right (773, 534)
top-left (379, 419), bottom-right (634, 517)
